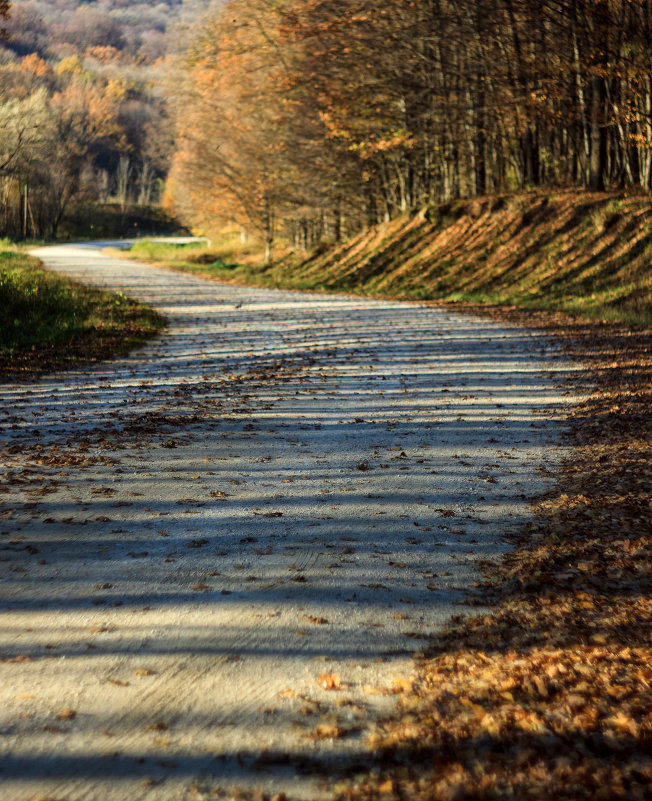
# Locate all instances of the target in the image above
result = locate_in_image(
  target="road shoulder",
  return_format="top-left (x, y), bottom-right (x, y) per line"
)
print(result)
top-left (336, 317), bottom-right (652, 801)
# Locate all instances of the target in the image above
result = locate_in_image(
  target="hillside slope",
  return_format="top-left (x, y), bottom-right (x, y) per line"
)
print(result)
top-left (129, 191), bottom-right (652, 325)
top-left (290, 192), bottom-right (651, 324)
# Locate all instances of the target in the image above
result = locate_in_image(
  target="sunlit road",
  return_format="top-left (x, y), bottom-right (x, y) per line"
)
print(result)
top-left (0, 242), bottom-right (573, 800)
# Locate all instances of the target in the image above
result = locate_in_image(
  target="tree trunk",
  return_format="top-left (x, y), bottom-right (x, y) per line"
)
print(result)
top-left (522, 126), bottom-right (540, 187)
top-left (589, 73), bottom-right (607, 191)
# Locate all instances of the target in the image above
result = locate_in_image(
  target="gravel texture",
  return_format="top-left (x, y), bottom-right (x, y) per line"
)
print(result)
top-left (0, 242), bottom-right (574, 800)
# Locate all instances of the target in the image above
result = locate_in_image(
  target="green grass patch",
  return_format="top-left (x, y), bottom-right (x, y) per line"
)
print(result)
top-left (124, 237), bottom-right (301, 288)
top-left (0, 249), bottom-right (165, 377)
top-left (128, 239), bottom-right (208, 261)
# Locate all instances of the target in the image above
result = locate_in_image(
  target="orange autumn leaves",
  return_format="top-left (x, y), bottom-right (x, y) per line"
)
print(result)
top-left (168, 0), bottom-right (652, 253)
top-left (334, 322), bottom-right (651, 801)
top-left (167, 0), bottom-right (291, 248)
top-left (166, 0), bottom-right (424, 248)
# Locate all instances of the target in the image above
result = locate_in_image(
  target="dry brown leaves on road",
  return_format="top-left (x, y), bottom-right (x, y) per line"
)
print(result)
top-left (338, 316), bottom-right (651, 801)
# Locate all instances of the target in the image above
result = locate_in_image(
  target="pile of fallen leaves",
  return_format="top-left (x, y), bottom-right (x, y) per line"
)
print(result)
top-left (340, 315), bottom-right (651, 801)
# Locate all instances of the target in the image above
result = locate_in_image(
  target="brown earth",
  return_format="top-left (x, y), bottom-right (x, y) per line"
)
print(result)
top-left (168, 191), bottom-right (650, 328)
top-left (291, 192), bottom-right (651, 325)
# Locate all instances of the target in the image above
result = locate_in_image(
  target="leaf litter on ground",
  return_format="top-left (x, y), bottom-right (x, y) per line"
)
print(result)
top-left (333, 312), bottom-right (651, 801)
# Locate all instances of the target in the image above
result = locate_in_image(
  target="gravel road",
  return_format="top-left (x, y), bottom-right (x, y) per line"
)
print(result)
top-left (0, 242), bottom-right (573, 800)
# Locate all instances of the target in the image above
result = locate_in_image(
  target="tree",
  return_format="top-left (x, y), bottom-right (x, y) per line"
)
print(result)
top-left (0, 1), bottom-right (9, 40)
top-left (167, 0), bottom-right (652, 248)
top-left (168, 0), bottom-right (295, 256)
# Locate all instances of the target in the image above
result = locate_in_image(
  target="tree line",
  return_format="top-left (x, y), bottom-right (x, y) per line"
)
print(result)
top-left (166, 0), bottom-right (652, 255)
top-left (0, 51), bottom-right (169, 239)
top-left (4, 0), bottom-right (185, 64)
top-left (0, 0), bottom-right (184, 240)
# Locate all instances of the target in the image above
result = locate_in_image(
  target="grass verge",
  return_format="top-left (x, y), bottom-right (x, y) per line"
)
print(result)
top-left (0, 248), bottom-right (165, 378)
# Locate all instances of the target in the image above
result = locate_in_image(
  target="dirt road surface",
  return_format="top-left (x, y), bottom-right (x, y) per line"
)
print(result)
top-left (0, 243), bottom-right (573, 800)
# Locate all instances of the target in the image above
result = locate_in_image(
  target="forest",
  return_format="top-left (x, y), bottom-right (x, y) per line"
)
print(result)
top-left (167, 0), bottom-right (652, 256)
top-left (1, 1), bottom-right (651, 247)
top-left (0, 0), bottom-right (202, 239)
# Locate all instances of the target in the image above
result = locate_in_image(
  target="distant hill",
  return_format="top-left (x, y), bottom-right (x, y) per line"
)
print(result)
top-left (1, 0), bottom-right (209, 63)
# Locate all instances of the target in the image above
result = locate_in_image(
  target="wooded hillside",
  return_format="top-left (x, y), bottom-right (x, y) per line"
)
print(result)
top-left (0, 0), bottom-right (210, 239)
top-left (2, 0), bottom-right (186, 63)
top-left (2, 0), bottom-right (651, 250)
top-left (166, 0), bottom-right (652, 256)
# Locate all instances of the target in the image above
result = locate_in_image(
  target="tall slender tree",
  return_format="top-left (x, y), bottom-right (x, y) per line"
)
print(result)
top-left (166, 0), bottom-right (652, 246)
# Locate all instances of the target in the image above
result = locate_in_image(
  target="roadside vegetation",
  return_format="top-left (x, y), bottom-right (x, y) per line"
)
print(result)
top-left (126, 191), bottom-right (652, 327)
top-left (0, 247), bottom-right (164, 377)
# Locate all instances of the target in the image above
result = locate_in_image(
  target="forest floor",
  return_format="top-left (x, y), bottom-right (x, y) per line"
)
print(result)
top-left (0, 242), bottom-right (576, 801)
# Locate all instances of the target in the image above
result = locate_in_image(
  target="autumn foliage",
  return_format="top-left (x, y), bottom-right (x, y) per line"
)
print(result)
top-left (342, 319), bottom-right (652, 801)
top-left (0, 1), bottom-right (176, 239)
top-left (167, 0), bottom-right (652, 252)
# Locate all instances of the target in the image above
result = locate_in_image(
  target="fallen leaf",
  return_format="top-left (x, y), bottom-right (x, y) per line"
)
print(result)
top-left (308, 723), bottom-right (343, 740)
top-left (604, 712), bottom-right (639, 736)
top-left (300, 615), bottom-right (329, 625)
top-left (145, 721), bottom-right (168, 731)
top-left (317, 673), bottom-right (341, 690)
top-left (279, 689), bottom-right (301, 699)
